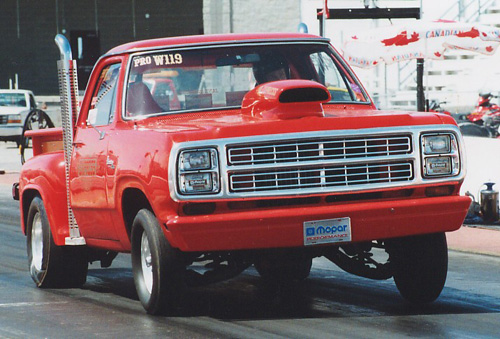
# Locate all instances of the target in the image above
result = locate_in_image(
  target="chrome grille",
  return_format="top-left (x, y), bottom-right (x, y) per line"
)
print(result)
top-left (0, 116), bottom-right (8, 124)
top-left (227, 135), bottom-right (412, 166)
top-left (229, 161), bottom-right (413, 192)
top-left (170, 126), bottom-right (467, 201)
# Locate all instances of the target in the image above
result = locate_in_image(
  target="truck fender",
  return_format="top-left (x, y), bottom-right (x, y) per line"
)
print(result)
top-left (115, 175), bottom-right (177, 249)
top-left (19, 152), bottom-right (69, 246)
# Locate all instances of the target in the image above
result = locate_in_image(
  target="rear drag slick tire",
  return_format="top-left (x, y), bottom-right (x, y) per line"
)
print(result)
top-left (26, 197), bottom-right (88, 288)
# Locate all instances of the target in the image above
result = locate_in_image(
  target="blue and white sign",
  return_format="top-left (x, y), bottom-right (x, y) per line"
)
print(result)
top-left (304, 217), bottom-right (351, 246)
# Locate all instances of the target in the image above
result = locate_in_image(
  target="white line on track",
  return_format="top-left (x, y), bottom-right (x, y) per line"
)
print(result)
top-left (0, 301), bottom-right (68, 308)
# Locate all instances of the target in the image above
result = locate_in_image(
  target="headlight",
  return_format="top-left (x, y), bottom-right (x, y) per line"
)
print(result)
top-left (179, 150), bottom-right (211, 171)
top-left (178, 148), bottom-right (220, 194)
top-left (7, 114), bottom-right (21, 124)
top-left (424, 157), bottom-right (452, 176)
top-left (422, 135), bottom-right (450, 154)
top-left (421, 133), bottom-right (460, 177)
top-left (179, 172), bottom-right (217, 194)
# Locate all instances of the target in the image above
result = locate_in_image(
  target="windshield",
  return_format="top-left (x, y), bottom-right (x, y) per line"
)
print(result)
top-left (125, 43), bottom-right (369, 117)
top-left (0, 93), bottom-right (28, 108)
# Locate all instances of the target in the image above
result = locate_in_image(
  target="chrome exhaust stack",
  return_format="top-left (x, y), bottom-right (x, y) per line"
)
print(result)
top-left (55, 34), bottom-right (85, 245)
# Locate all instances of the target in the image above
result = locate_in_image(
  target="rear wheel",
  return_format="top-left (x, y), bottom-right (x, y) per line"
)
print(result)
top-left (131, 209), bottom-right (184, 315)
top-left (388, 233), bottom-right (448, 304)
top-left (26, 197), bottom-right (88, 288)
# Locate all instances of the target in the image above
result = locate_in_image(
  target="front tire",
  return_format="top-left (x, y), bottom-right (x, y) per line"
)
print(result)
top-left (131, 209), bottom-right (184, 315)
top-left (26, 197), bottom-right (88, 288)
top-left (388, 233), bottom-right (448, 304)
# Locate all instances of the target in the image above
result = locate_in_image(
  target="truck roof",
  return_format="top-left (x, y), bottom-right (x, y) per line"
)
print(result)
top-left (0, 89), bottom-right (34, 95)
top-left (106, 33), bottom-right (329, 56)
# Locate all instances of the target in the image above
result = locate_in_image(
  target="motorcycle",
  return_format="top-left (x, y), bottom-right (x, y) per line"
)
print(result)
top-left (463, 93), bottom-right (500, 138)
top-left (427, 99), bottom-right (451, 115)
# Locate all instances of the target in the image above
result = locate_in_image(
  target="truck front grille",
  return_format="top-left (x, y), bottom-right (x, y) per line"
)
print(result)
top-left (171, 126), bottom-right (466, 201)
top-left (229, 160), bottom-right (413, 192)
top-left (0, 116), bottom-right (8, 124)
top-left (227, 135), bottom-right (411, 166)
top-left (226, 134), bottom-right (414, 193)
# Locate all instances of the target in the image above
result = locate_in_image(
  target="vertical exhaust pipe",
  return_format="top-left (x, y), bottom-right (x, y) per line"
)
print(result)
top-left (55, 34), bottom-right (85, 245)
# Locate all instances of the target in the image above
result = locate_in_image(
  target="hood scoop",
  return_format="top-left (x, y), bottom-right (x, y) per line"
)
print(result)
top-left (241, 80), bottom-right (331, 120)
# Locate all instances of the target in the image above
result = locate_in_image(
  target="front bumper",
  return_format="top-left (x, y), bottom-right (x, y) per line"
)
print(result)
top-left (165, 194), bottom-right (471, 252)
top-left (0, 125), bottom-right (22, 139)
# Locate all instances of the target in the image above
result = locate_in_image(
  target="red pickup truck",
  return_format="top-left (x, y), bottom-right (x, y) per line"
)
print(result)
top-left (14, 33), bottom-right (470, 315)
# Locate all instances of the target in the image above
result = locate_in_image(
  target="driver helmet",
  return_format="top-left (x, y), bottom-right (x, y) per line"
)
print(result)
top-left (252, 53), bottom-right (290, 84)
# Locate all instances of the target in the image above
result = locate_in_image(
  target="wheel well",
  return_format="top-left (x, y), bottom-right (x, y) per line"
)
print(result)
top-left (122, 188), bottom-right (152, 238)
top-left (21, 189), bottom-right (40, 233)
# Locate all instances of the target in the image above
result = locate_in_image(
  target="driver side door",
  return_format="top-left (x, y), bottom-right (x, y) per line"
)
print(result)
top-left (70, 62), bottom-right (121, 241)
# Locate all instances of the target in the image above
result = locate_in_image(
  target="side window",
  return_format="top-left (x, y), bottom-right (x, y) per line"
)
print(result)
top-left (88, 63), bottom-right (121, 126)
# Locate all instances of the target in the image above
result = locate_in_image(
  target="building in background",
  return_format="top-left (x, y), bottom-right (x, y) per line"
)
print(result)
top-left (0, 0), bottom-right (300, 95)
top-left (3, 0), bottom-right (497, 114)
top-left (0, 0), bottom-right (203, 95)
top-left (203, 0), bottom-right (301, 34)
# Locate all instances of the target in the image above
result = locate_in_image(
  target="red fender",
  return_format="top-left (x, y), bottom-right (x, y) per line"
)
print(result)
top-left (19, 151), bottom-right (69, 246)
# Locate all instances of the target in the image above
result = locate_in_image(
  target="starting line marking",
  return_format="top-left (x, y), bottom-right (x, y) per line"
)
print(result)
top-left (0, 301), bottom-right (68, 308)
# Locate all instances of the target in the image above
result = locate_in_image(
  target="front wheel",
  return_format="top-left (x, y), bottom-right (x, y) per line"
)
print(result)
top-left (131, 209), bottom-right (184, 315)
top-left (26, 197), bottom-right (88, 288)
top-left (387, 233), bottom-right (448, 304)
